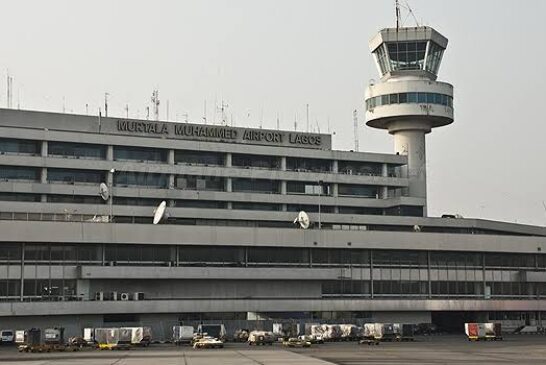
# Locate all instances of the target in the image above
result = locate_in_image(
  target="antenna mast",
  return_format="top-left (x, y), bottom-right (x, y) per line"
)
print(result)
top-left (151, 89), bottom-right (160, 121)
top-left (353, 109), bottom-right (359, 152)
top-left (6, 73), bottom-right (13, 109)
top-left (306, 103), bottom-right (310, 132)
top-left (395, 0), bottom-right (401, 29)
top-left (104, 93), bottom-right (110, 117)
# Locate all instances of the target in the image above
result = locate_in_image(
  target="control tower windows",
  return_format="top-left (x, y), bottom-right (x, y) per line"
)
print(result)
top-left (425, 42), bottom-right (444, 75)
top-left (365, 92), bottom-right (453, 111)
top-left (387, 41), bottom-right (427, 71)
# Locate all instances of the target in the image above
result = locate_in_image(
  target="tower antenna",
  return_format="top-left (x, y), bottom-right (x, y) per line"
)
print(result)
top-left (151, 89), bottom-right (160, 121)
top-left (104, 93), bottom-right (110, 117)
top-left (6, 73), bottom-right (13, 109)
top-left (395, 0), bottom-right (401, 29)
top-left (353, 109), bottom-right (359, 152)
top-left (306, 103), bottom-right (310, 132)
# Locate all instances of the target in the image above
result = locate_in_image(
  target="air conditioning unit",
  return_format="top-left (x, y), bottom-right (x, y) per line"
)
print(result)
top-left (133, 292), bottom-right (145, 301)
top-left (110, 291), bottom-right (118, 301)
top-left (120, 293), bottom-right (130, 301)
top-left (95, 291), bottom-right (104, 301)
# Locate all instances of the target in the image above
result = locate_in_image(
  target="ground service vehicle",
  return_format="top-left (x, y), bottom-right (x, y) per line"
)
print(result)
top-left (95, 328), bottom-right (131, 350)
top-left (248, 331), bottom-right (274, 345)
top-left (1, 329), bottom-right (14, 344)
top-left (173, 326), bottom-right (194, 345)
top-left (394, 324), bottom-right (415, 341)
top-left (465, 323), bottom-right (502, 341)
top-left (282, 338), bottom-right (311, 348)
top-left (193, 336), bottom-right (224, 349)
top-left (197, 324), bottom-right (226, 342)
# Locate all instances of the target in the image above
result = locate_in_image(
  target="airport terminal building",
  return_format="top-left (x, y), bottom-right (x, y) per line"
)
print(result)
top-left (1, 25), bottom-right (546, 338)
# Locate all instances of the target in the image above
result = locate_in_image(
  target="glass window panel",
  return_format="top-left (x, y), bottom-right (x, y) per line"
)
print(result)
top-left (408, 92), bottom-right (418, 103)
top-left (398, 93), bottom-right (408, 103)
top-left (389, 94), bottom-right (399, 104)
top-left (0, 166), bottom-right (40, 181)
top-left (48, 168), bottom-right (105, 185)
top-left (0, 138), bottom-right (40, 155)
top-left (418, 93), bottom-right (427, 103)
top-left (49, 142), bottom-right (106, 160)
top-left (114, 146), bottom-right (168, 163)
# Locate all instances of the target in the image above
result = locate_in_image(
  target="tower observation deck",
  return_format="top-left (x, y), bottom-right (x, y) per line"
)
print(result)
top-left (365, 26), bottom-right (454, 216)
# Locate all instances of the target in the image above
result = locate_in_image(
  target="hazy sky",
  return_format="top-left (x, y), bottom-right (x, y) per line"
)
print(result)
top-left (1, 0), bottom-right (545, 226)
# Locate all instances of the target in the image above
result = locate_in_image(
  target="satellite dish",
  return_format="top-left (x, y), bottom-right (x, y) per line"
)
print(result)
top-left (153, 200), bottom-right (167, 225)
top-left (413, 225), bottom-right (421, 232)
top-left (99, 183), bottom-right (109, 201)
top-left (293, 211), bottom-right (310, 229)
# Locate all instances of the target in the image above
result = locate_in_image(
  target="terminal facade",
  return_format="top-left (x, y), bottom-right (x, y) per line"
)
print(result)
top-left (1, 25), bottom-right (546, 338)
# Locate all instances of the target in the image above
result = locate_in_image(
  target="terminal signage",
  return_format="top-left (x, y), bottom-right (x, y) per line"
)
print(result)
top-left (114, 119), bottom-right (329, 149)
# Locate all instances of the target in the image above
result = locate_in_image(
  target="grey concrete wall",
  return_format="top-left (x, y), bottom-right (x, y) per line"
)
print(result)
top-left (1, 221), bottom-right (545, 254)
top-left (373, 311), bottom-right (432, 324)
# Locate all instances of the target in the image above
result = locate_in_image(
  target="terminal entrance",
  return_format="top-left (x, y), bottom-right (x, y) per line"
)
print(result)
top-left (431, 311), bottom-right (486, 333)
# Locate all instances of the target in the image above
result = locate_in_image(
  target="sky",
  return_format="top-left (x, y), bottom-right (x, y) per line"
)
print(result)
top-left (1, 0), bottom-right (545, 226)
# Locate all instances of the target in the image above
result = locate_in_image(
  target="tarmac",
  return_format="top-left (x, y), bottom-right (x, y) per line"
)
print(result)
top-left (1, 335), bottom-right (546, 364)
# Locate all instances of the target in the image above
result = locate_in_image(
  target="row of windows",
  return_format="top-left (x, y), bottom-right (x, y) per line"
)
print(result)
top-left (0, 138), bottom-right (402, 175)
top-left (373, 41), bottom-right (444, 75)
top-left (322, 281), bottom-right (545, 297)
top-left (0, 166), bottom-right (398, 197)
top-left (2, 244), bottom-right (545, 270)
top-left (365, 92), bottom-right (453, 111)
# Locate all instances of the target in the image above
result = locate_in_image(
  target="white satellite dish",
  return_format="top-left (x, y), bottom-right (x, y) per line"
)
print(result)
top-left (413, 224), bottom-right (421, 232)
top-left (153, 200), bottom-right (167, 225)
top-left (293, 211), bottom-right (310, 229)
top-left (99, 183), bottom-right (109, 201)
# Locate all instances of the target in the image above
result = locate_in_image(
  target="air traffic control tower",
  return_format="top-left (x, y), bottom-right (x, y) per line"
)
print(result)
top-left (365, 27), bottom-right (453, 216)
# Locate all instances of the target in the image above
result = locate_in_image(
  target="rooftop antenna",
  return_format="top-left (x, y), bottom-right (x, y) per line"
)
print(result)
top-left (6, 72), bottom-right (13, 109)
top-left (259, 107), bottom-right (263, 129)
top-left (151, 89), bottom-right (160, 121)
top-left (315, 117), bottom-right (321, 134)
top-left (306, 104), bottom-right (310, 132)
top-left (353, 109), bottom-right (359, 152)
top-left (85, 103), bottom-right (89, 115)
top-left (104, 93), bottom-right (110, 117)
top-left (395, 0), bottom-right (401, 29)
top-left (146, 106), bottom-right (150, 120)
top-left (166, 100), bottom-right (170, 120)
top-left (62, 96), bottom-right (66, 113)
top-left (542, 201), bottom-right (546, 226)
top-left (125, 104), bottom-right (129, 118)
top-left (276, 113), bottom-right (280, 130)
top-left (294, 112), bottom-right (298, 131)
top-left (217, 99), bottom-right (229, 126)
top-left (203, 100), bottom-right (207, 124)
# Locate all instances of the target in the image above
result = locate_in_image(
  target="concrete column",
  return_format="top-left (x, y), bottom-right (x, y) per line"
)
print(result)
top-left (40, 141), bottom-right (48, 201)
top-left (380, 163), bottom-right (389, 199)
top-left (332, 183), bottom-right (338, 198)
top-left (280, 156), bottom-right (287, 171)
top-left (106, 145), bottom-right (114, 161)
top-left (168, 149), bottom-right (175, 189)
top-left (281, 156), bottom-right (287, 212)
top-left (226, 177), bottom-right (232, 209)
top-left (281, 181), bottom-right (287, 195)
top-left (393, 129), bottom-right (427, 214)
top-left (41, 140), bottom-right (48, 157)
top-left (225, 152), bottom-right (232, 167)
top-left (332, 160), bottom-right (338, 173)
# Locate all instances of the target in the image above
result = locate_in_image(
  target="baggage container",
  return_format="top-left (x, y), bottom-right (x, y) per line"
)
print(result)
top-left (173, 326), bottom-right (194, 344)
top-left (465, 323), bottom-right (501, 341)
top-left (248, 331), bottom-right (274, 345)
top-left (197, 324), bottom-right (226, 341)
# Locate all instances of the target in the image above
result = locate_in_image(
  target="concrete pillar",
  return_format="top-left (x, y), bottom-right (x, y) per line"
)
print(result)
top-left (332, 160), bottom-right (338, 173)
top-left (280, 156), bottom-right (286, 171)
top-left (381, 163), bottom-right (389, 199)
top-left (40, 141), bottom-right (48, 202)
top-left (226, 177), bottom-right (232, 209)
top-left (168, 149), bottom-right (175, 189)
top-left (391, 125), bottom-right (428, 215)
top-left (332, 183), bottom-right (338, 198)
top-left (41, 140), bottom-right (48, 157)
top-left (106, 145), bottom-right (114, 161)
top-left (225, 152), bottom-right (232, 167)
top-left (281, 181), bottom-right (287, 195)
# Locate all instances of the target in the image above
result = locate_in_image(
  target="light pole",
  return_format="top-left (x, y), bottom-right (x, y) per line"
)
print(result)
top-left (108, 168), bottom-right (115, 222)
